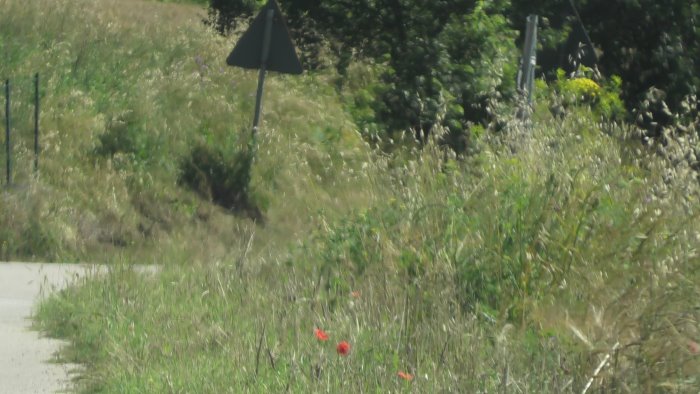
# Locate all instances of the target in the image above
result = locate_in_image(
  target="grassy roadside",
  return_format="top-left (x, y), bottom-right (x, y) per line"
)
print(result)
top-left (1, 0), bottom-right (697, 391)
top-left (36, 114), bottom-right (700, 392)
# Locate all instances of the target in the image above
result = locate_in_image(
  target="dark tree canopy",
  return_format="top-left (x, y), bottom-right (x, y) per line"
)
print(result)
top-left (511, 0), bottom-right (700, 124)
top-left (210, 0), bottom-right (700, 148)
top-left (206, 0), bottom-right (260, 35)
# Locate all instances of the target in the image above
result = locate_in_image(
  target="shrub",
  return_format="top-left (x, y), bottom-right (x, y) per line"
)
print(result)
top-left (550, 68), bottom-right (625, 121)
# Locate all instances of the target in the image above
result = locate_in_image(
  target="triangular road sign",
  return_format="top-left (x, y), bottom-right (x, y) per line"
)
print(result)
top-left (226, 0), bottom-right (303, 75)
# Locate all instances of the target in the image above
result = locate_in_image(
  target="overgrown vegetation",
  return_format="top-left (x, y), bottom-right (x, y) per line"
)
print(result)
top-left (209, 0), bottom-right (700, 152)
top-left (0, 0), bottom-right (366, 262)
top-left (0, 0), bottom-right (697, 392)
top-left (210, 0), bottom-right (521, 151)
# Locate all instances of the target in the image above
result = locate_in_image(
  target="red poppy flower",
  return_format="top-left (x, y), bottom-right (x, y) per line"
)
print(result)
top-left (314, 328), bottom-right (329, 341)
top-left (336, 340), bottom-right (350, 356)
top-left (397, 371), bottom-right (414, 381)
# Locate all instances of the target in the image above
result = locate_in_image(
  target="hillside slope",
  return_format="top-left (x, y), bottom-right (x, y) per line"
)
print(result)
top-left (1, 0), bottom-right (371, 263)
top-left (1, 0), bottom-right (698, 392)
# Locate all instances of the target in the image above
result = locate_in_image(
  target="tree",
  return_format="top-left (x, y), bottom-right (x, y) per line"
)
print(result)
top-left (209, 0), bottom-right (519, 152)
top-left (210, 0), bottom-right (700, 148)
top-left (510, 0), bottom-right (700, 128)
top-left (206, 0), bottom-right (261, 35)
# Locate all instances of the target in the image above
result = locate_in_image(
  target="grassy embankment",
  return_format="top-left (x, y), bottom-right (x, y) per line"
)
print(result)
top-left (0, 0), bottom-right (368, 263)
top-left (1, 0), bottom-right (698, 392)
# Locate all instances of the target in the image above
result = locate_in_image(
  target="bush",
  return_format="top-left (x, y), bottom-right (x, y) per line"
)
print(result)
top-left (549, 68), bottom-right (626, 121)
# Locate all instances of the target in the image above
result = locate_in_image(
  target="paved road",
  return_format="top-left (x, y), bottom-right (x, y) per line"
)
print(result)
top-left (0, 263), bottom-right (92, 394)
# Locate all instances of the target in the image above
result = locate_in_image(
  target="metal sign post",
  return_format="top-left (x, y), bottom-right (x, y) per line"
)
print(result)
top-left (34, 73), bottom-right (40, 175)
top-left (5, 79), bottom-right (10, 185)
top-left (251, 8), bottom-right (275, 141)
top-left (226, 0), bottom-right (303, 152)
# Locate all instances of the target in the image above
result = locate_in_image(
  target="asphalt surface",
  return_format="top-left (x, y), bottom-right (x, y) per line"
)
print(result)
top-left (0, 263), bottom-right (92, 394)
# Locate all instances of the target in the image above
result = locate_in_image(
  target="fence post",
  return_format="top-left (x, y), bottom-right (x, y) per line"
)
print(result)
top-left (5, 79), bottom-right (10, 185)
top-left (34, 73), bottom-right (39, 175)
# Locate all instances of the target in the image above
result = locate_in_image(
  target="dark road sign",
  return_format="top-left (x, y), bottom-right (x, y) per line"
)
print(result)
top-left (226, 0), bottom-right (302, 75)
top-left (226, 0), bottom-right (303, 143)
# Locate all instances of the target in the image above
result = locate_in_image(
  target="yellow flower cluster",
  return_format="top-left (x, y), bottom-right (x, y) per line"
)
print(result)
top-left (567, 77), bottom-right (601, 98)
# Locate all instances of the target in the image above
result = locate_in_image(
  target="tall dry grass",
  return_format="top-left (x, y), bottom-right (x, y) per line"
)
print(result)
top-left (3, 0), bottom-right (696, 392)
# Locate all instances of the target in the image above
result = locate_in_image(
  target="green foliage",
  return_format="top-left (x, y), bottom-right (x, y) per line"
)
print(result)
top-left (293, 107), bottom-right (700, 332)
top-left (209, 0), bottom-right (518, 153)
top-left (550, 68), bottom-right (626, 120)
top-left (154, 0), bottom-right (208, 4)
top-left (211, 0), bottom-right (700, 148)
top-left (36, 261), bottom-right (592, 392)
top-left (511, 0), bottom-right (700, 128)
top-left (322, 0), bottom-right (518, 151)
top-left (95, 109), bottom-right (163, 165)
top-left (4, 0), bottom-right (699, 392)
top-left (437, 3), bottom-right (518, 149)
top-left (205, 0), bottom-right (263, 34)
top-left (37, 108), bottom-right (700, 391)
top-left (0, 0), bottom-right (367, 262)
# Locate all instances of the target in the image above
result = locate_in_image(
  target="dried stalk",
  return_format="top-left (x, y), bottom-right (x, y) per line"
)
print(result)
top-left (581, 341), bottom-right (620, 394)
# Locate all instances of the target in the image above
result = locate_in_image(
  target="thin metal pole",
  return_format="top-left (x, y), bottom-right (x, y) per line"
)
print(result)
top-left (251, 8), bottom-right (275, 147)
top-left (34, 73), bottom-right (39, 175)
top-left (5, 79), bottom-right (10, 185)
top-left (252, 70), bottom-right (267, 143)
top-left (522, 15), bottom-right (538, 105)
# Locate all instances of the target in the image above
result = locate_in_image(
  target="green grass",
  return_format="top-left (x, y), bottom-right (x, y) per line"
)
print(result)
top-left (0, 0), bottom-right (369, 263)
top-left (1, 0), bottom-right (698, 392)
top-left (35, 115), bottom-right (700, 392)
